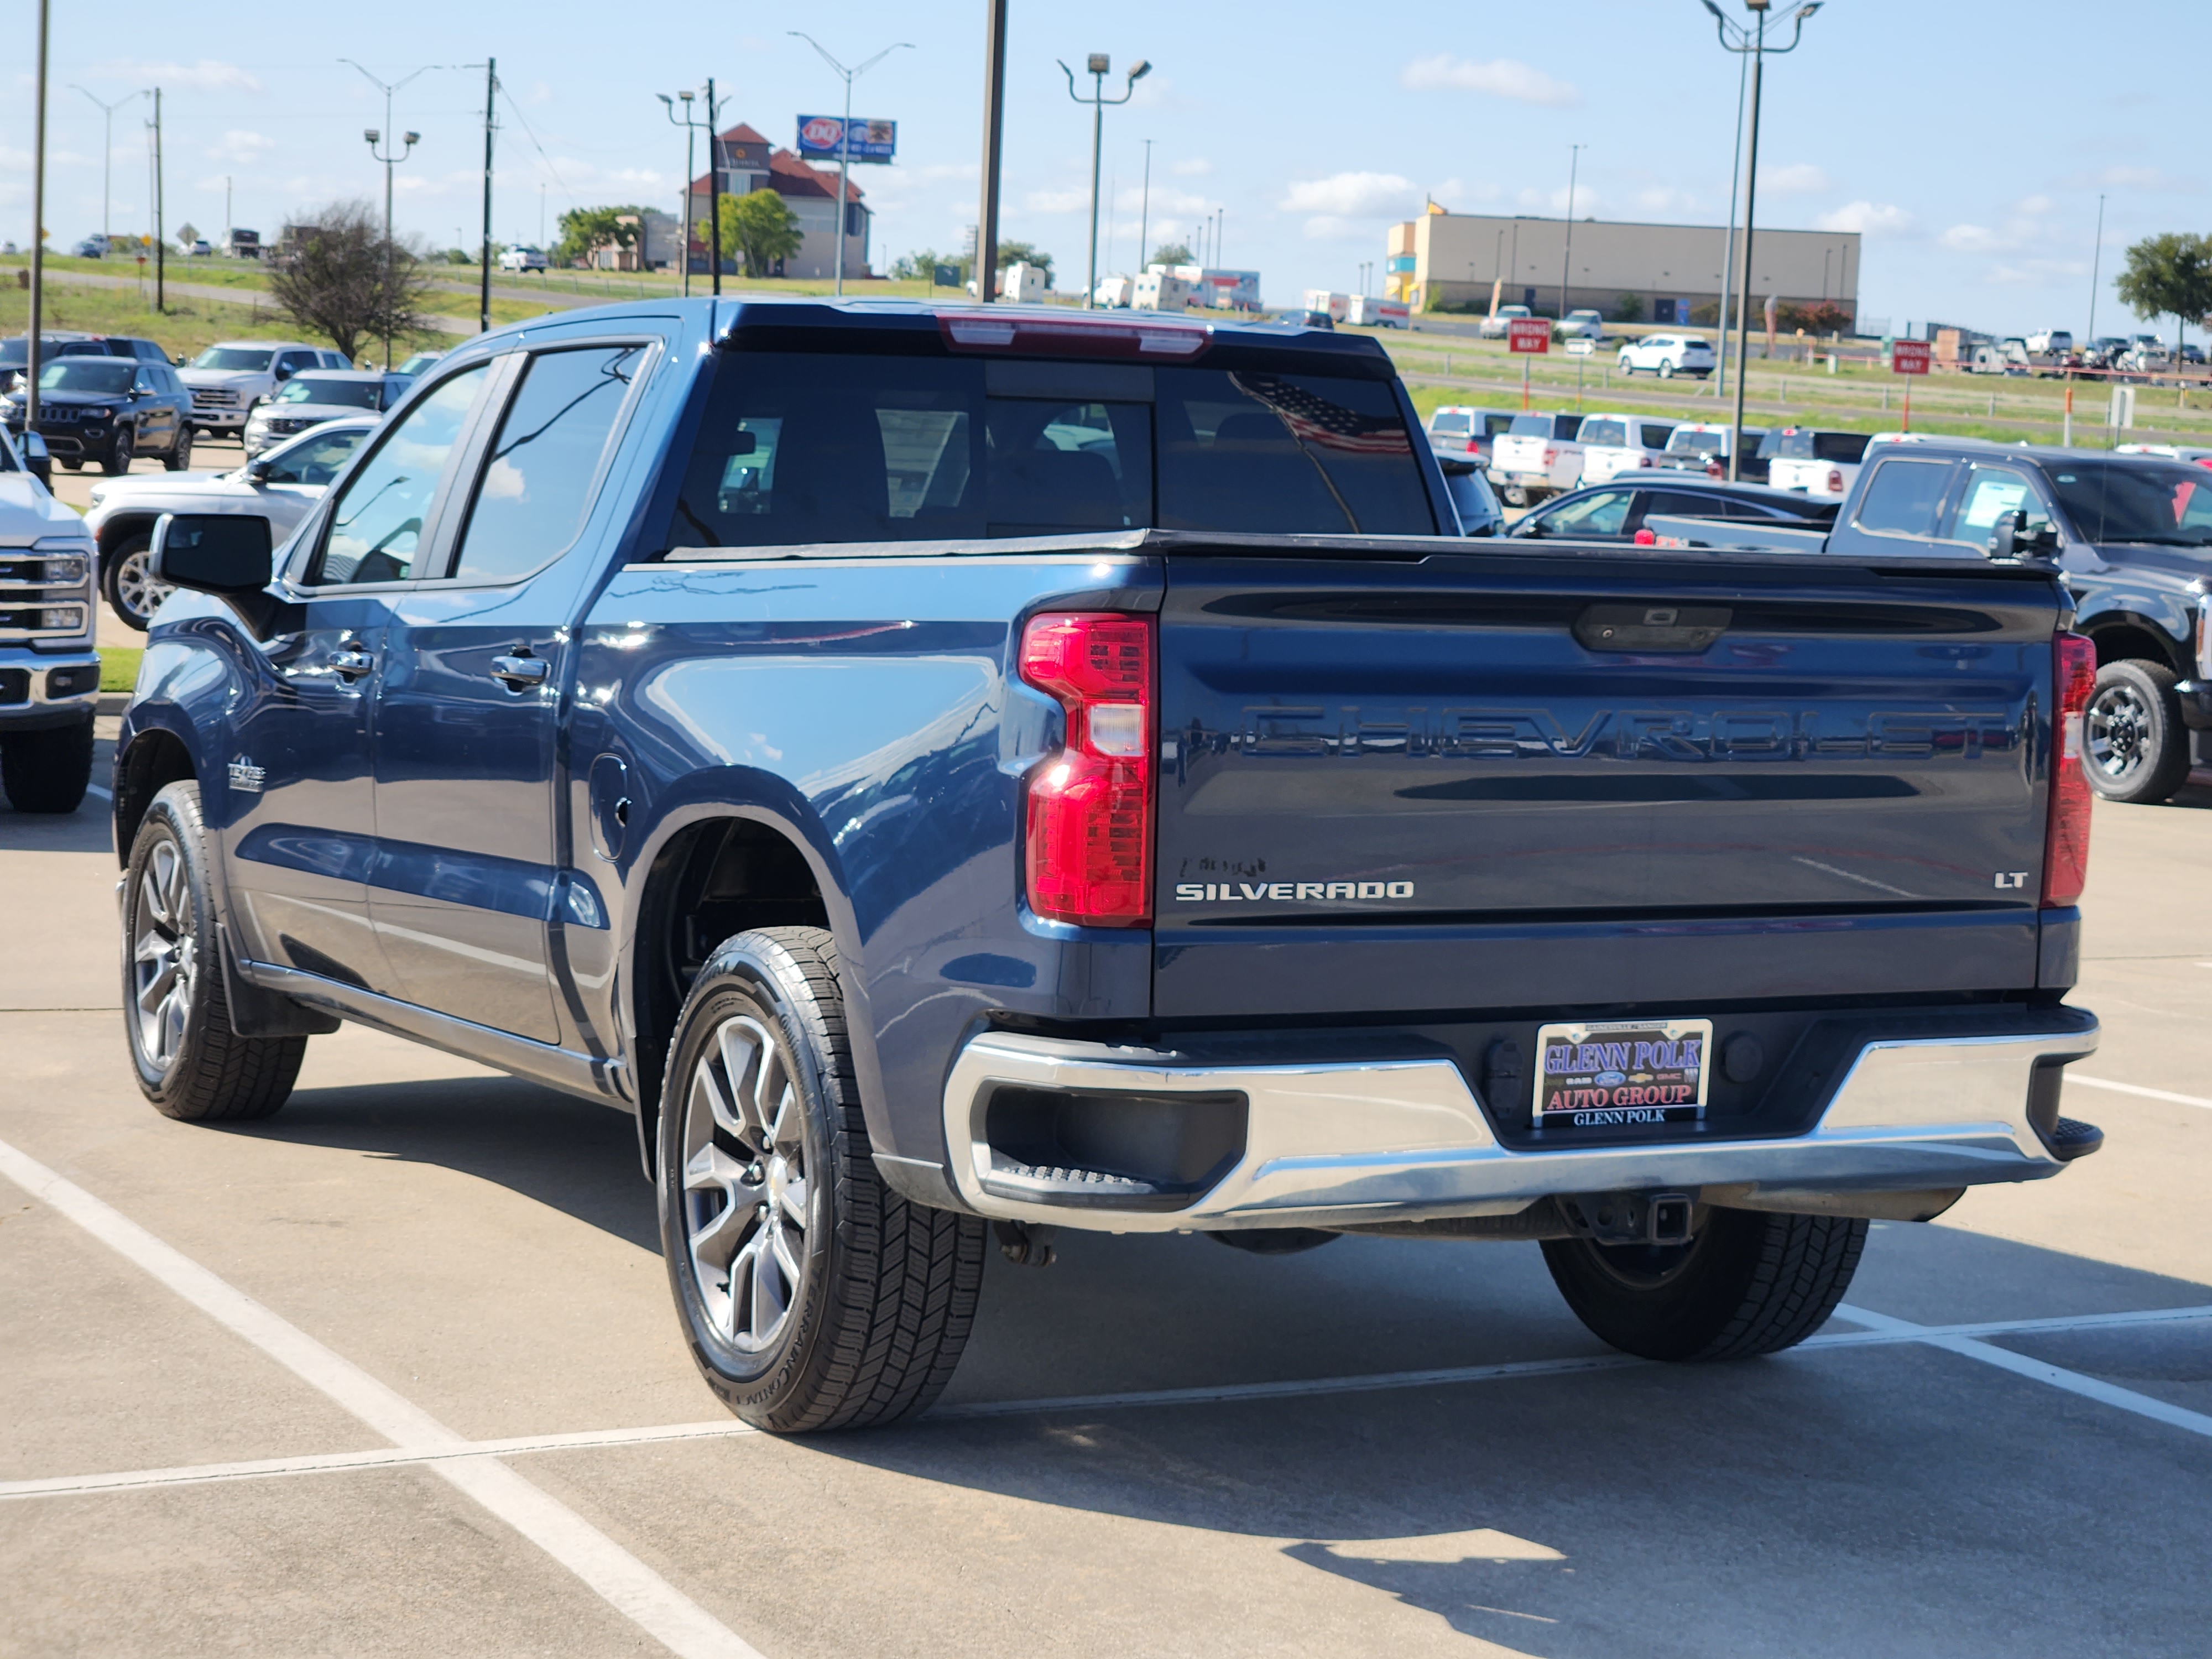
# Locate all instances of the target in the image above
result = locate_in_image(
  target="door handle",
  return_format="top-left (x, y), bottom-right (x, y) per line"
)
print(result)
top-left (490, 653), bottom-right (550, 692)
top-left (327, 647), bottom-right (375, 679)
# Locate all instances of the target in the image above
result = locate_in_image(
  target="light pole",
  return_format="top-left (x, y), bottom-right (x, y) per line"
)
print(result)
top-left (1060, 53), bottom-right (1151, 308)
top-left (1702, 1), bottom-right (1821, 480)
top-left (1559, 143), bottom-right (1584, 320)
top-left (1708, 18), bottom-right (1750, 397)
top-left (657, 88), bottom-right (709, 298)
top-left (1138, 138), bottom-right (1153, 273)
top-left (790, 33), bottom-right (912, 297)
top-left (70, 86), bottom-right (146, 248)
top-left (2086, 193), bottom-right (2106, 346)
top-left (342, 60), bottom-right (434, 371)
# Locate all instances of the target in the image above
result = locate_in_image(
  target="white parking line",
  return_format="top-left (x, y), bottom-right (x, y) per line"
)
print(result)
top-left (2070, 1073), bottom-right (2212, 1112)
top-left (7, 1303), bottom-right (2209, 1504)
top-left (1837, 1303), bottom-right (2212, 1441)
top-left (0, 1136), bottom-right (765, 1659)
top-left (83, 783), bottom-right (112, 801)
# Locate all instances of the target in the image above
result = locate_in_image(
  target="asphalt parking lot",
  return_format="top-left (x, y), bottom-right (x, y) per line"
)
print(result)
top-left (2, 725), bottom-right (2209, 1656)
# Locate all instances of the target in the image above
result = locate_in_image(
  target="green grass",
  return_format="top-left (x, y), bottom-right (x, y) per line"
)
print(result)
top-left (98, 646), bottom-right (142, 693)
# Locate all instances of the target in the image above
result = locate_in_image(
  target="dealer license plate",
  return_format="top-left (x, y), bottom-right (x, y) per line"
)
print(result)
top-left (1532, 1018), bottom-right (1712, 1130)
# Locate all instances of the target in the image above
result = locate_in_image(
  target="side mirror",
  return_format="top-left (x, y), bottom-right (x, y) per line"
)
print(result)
top-left (149, 513), bottom-right (291, 635)
top-left (1987, 509), bottom-right (2023, 560)
top-left (21, 430), bottom-right (51, 486)
top-left (245, 457), bottom-right (274, 482)
top-left (274, 363), bottom-right (294, 380)
top-left (173, 354), bottom-right (186, 366)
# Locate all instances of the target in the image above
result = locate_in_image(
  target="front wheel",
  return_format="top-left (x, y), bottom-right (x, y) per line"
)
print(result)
top-left (1541, 1206), bottom-right (1867, 1360)
top-left (2083, 659), bottom-right (2190, 805)
top-left (659, 926), bottom-right (986, 1432)
top-left (103, 534), bottom-right (173, 632)
top-left (0, 717), bottom-right (93, 813)
top-left (1657, 359), bottom-right (1676, 379)
top-left (123, 782), bottom-right (307, 1119)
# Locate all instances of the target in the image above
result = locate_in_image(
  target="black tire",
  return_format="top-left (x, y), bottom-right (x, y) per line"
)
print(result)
top-left (1541, 1206), bottom-right (1867, 1361)
top-left (163, 425), bottom-right (193, 471)
top-left (1502, 483), bottom-right (1529, 508)
top-left (2083, 659), bottom-right (2190, 805)
top-left (102, 426), bottom-right (134, 476)
top-left (122, 781), bottom-right (306, 1121)
top-left (659, 926), bottom-right (985, 1432)
top-left (0, 717), bottom-right (93, 813)
top-left (1658, 359), bottom-right (1676, 379)
top-left (61, 458), bottom-right (82, 472)
top-left (102, 533), bottom-right (171, 632)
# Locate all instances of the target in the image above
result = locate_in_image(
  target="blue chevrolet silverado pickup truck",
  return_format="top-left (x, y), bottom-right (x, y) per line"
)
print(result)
top-left (114, 299), bottom-right (2104, 1432)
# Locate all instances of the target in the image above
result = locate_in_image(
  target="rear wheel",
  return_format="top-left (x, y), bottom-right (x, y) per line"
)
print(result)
top-left (102, 426), bottom-right (134, 476)
top-left (123, 781), bottom-right (307, 1120)
top-left (163, 425), bottom-right (193, 471)
top-left (659, 926), bottom-right (986, 1432)
top-left (2083, 659), bottom-right (2190, 805)
top-left (1542, 1206), bottom-right (1867, 1360)
top-left (0, 717), bottom-right (93, 813)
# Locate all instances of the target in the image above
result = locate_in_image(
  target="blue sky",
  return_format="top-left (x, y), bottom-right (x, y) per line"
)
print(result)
top-left (5, 0), bottom-right (2206, 336)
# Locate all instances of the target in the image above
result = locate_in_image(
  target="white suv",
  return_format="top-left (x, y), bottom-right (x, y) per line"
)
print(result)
top-left (499, 246), bottom-right (550, 273)
top-left (1616, 333), bottom-right (1716, 380)
top-left (178, 341), bottom-right (350, 440)
top-left (1558, 309), bottom-right (1606, 341)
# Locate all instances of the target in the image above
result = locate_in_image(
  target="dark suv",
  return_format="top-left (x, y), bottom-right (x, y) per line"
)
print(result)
top-left (2, 356), bottom-right (197, 474)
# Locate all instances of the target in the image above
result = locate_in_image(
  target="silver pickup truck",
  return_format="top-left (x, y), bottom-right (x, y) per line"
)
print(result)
top-left (0, 427), bottom-right (101, 812)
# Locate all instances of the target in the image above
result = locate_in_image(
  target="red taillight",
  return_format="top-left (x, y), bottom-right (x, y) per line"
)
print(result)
top-left (2043, 633), bottom-right (2096, 907)
top-left (1638, 453), bottom-right (1655, 467)
top-left (1019, 613), bottom-right (1154, 926)
top-left (1465, 439), bottom-right (1479, 453)
top-left (1827, 468), bottom-right (1845, 493)
top-left (1543, 446), bottom-right (1559, 465)
top-left (1705, 457), bottom-right (1724, 478)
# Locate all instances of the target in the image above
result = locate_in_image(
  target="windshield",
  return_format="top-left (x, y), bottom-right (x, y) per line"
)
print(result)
top-left (189, 346), bottom-right (274, 372)
top-left (1578, 420), bottom-right (1628, 448)
top-left (1778, 430), bottom-right (1869, 463)
top-left (275, 377), bottom-right (384, 409)
top-left (670, 351), bottom-right (1435, 549)
top-left (39, 360), bottom-right (135, 394)
top-left (1507, 413), bottom-right (1552, 437)
top-left (2048, 461), bottom-right (2212, 547)
top-left (1431, 413), bottom-right (1471, 435)
top-left (1667, 430), bottom-right (1726, 456)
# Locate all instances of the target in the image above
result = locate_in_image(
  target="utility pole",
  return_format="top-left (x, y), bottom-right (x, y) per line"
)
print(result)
top-left (1714, 39), bottom-right (1749, 397)
top-left (480, 59), bottom-right (495, 332)
top-left (28, 0), bottom-right (50, 431)
top-left (975, 0), bottom-right (1008, 302)
top-left (706, 77), bottom-right (721, 297)
top-left (1138, 138), bottom-right (1153, 270)
top-left (70, 86), bottom-right (145, 248)
top-left (1558, 143), bottom-right (1582, 321)
top-left (2086, 194), bottom-right (2106, 345)
top-left (790, 34), bottom-right (912, 298)
top-left (152, 87), bottom-right (165, 312)
top-left (225, 176), bottom-right (233, 248)
top-left (1060, 53), bottom-right (1150, 308)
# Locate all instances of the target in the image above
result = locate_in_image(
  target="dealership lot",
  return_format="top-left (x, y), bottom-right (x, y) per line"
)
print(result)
top-left (0, 732), bottom-right (2205, 1657)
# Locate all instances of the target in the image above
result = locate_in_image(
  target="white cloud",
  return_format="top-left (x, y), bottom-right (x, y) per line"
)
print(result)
top-left (90, 58), bottom-right (260, 93)
top-left (1171, 157), bottom-right (1213, 177)
top-left (1987, 257), bottom-right (2090, 285)
top-left (1024, 186), bottom-right (1092, 215)
top-left (1401, 54), bottom-right (1579, 108)
top-left (206, 131), bottom-right (275, 165)
top-left (1517, 184), bottom-right (1601, 217)
top-left (1940, 222), bottom-right (2010, 253)
top-left (2016, 194), bottom-right (2055, 215)
top-left (1816, 200), bottom-right (1916, 237)
top-left (1281, 170), bottom-right (1421, 218)
top-left (1116, 184), bottom-right (1208, 215)
top-left (1636, 185), bottom-right (1700, 215)
top-left (1761, 163), bottom-right (1830, 195)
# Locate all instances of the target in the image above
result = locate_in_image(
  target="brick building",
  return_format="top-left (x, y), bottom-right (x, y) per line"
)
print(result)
top-left (684, 122), bottom-right (872, 280)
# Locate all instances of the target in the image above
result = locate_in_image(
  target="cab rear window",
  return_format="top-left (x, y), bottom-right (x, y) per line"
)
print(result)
top-left (667, 352), bottom-right (1435, 550)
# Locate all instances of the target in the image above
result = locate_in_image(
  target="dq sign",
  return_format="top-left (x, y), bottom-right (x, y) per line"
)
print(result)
top-left (796, 116), bottom-right (897, 164)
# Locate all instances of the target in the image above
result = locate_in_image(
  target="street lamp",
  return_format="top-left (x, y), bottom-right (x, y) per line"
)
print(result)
top-left (1701, 0), bottom-right (1822, 480)
top-left (656, 88), bottom-right (710, 298)
top-left (69, 85), bottom-right (147, 249)
top-left (790, 33), bottom-right (913, 298)
top-left (1060, 54), bottom-right (1151, 308)
top-left (342, 60), bottom-right (436, 371)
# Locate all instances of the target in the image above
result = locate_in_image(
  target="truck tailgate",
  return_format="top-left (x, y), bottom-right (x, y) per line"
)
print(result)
top-left (1153, 549), bottom-right (2062, 1019)
top-left (1489, 435), bottom-right (1553, 474)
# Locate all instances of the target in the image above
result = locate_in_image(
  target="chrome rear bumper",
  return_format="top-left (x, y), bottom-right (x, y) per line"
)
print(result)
top-left (940, 1019), bottom-right (2100, 1233)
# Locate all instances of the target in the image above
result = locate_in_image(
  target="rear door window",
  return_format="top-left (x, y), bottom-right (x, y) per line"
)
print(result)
top-left (1852, 458), bottom-right (1955, 539)
top-left (669, 352), bottom-right (1433, 549)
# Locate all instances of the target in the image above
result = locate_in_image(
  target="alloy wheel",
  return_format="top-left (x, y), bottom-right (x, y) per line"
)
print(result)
top-left (681, 1014), bottom-right (809, 1353)
top-left (130, 831), bottom-right (197, 1074)
top-left (115, 545), bottom-right (174, 628)
top-left (2086, 682), bottom-right (2148, 783)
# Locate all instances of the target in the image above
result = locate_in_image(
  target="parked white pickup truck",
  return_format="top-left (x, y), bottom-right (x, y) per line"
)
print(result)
top-left (1576, 413), bottom-right (1681, 484)
top-left (1764, 427), bottom-right (1874, 499)
top-left (1488, 411), bottom-right (1585, 505)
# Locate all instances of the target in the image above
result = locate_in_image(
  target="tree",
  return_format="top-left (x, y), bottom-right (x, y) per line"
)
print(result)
top-left (1614, 292), bottom-right (1645, 322)
top-left (266, 199), bottom-right (436, 364)
top-left (996, 239), bottom-right (1053, 284)
top-left (893, 248), bottom-right (967, 284)
top-left (2114, 232), bottom-right (2212, 356)
top-left (554, 205), bottom-right (650, 269)
top-left (717, 189), bottom-right (804, 278)
top-left (1150, 242), bottom-right (1192, 268)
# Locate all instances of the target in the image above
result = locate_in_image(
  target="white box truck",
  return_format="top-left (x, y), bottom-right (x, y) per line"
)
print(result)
top-left (1001, 262), bottom-right (1048, 304)
top-left (1093, 275), bottom-right (1134, 309)
top-left (1302, 289), bottom-right (1352, 323)
top-left (1343, 295), bottom-right (1409, 328)
top-left (1134, 270), bottom-right (1193, 312)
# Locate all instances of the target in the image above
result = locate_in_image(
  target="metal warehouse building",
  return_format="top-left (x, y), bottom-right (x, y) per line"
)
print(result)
top-left (1386, 210), bottom-right (1861, 328)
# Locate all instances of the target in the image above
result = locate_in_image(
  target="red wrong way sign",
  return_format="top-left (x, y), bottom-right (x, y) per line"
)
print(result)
top-left (1891, 340), bottom-right (1932, 374)
top-left (1507, 317), bottom-right (1552, 354)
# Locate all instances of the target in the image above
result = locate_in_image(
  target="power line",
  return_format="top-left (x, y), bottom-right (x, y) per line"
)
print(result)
top-left (497, 82), bottom-right (572, 202)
